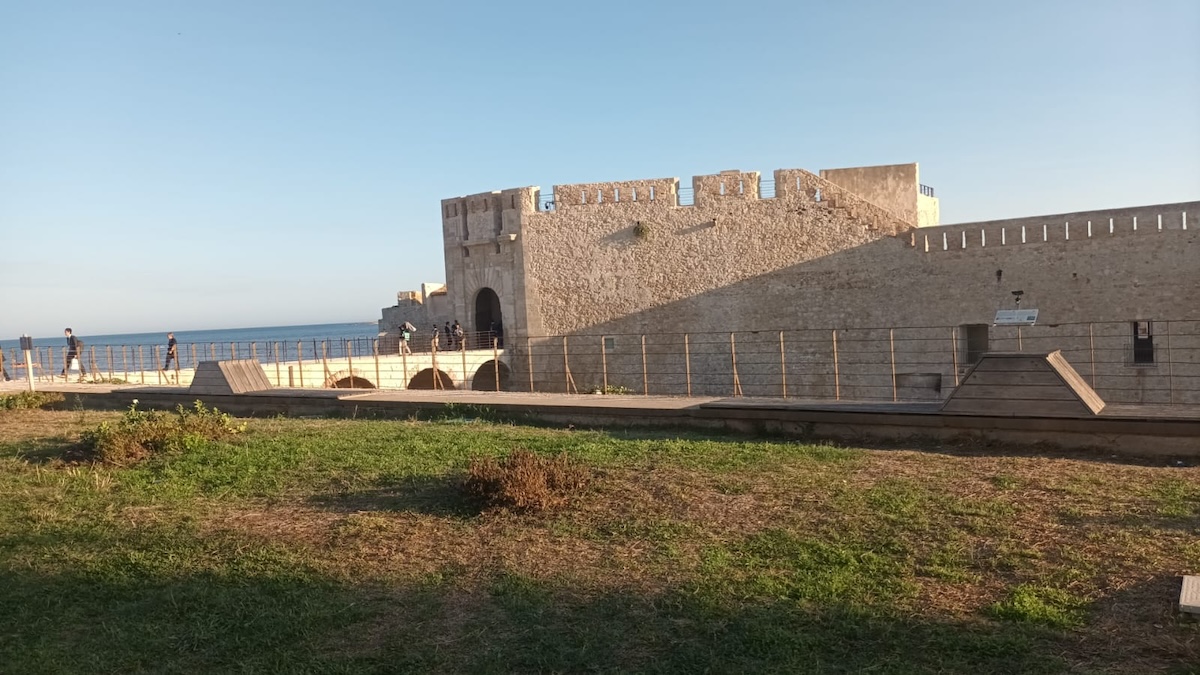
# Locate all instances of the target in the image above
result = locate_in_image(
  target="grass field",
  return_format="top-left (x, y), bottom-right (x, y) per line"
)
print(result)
top-left (0, 406), bottom-right (1197, 674)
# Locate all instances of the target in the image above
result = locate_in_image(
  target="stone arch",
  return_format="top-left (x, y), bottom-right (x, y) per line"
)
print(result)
top-left (408, 368), bottom-right (454, 390)
top-left (471, 360), bottom-right (512, 391)
top-left (474, 288), bottom-right (502, 334)
top-left (323, 370), bottom-right (376, 389)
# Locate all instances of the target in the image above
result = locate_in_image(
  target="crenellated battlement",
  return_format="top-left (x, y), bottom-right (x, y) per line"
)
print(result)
top-left (440, 186), bottom-right (540, 246)
top-left (915, 202), bottom-right (1196, 253)
top-left (540, 166), bottom-right (916, 235)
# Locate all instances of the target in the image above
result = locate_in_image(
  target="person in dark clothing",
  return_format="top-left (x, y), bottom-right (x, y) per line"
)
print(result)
top-left (62, 328), bottom-right (86, 379)
top-left (163, 333), bottom-right (178, 370)
top-left (443, 322), bottom-right (453, 350)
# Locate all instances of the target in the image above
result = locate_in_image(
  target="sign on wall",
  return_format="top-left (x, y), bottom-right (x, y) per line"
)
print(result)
top-left (994, 309), bottom-right (1039, 326)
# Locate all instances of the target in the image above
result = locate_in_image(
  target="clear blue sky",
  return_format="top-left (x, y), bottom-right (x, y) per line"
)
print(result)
top-left (2, 0), bottom-right (1197, 337)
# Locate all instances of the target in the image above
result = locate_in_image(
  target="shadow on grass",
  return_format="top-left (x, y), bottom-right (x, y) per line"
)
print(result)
top-left (0, 565), bottom-right (1146, 674)
top-left (574, 422), bottom-right (1194, 468)
top-left (0, 437), bottom-right (90, 465)
top-left (309, 474), bottom-right (483, 519)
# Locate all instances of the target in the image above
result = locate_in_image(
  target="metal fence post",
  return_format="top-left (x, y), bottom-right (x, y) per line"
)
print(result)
top-left (297, 341), bottom-right (305, 387)
top-left (527, 337), bottom-right (535, 393)
top-left (138, 346), bottom-right (145, 384)
top-left (154, 346), bottom-right (162, 385)
top-left (493, 338), bottom-right (500, 391)
top-left (779, 331), bottom-right (787, 398)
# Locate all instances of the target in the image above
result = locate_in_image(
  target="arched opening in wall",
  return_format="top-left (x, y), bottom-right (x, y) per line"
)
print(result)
top-left (331, 376), bottom-right (375, 389)
top-left (474, 287), bottom-right (503, 349)
top-left (408, 368), bottom-right (454, 390)
top-left (471, 360), bottom-right (512, 391)
top-left (324, 370), bottom-right (376, 389)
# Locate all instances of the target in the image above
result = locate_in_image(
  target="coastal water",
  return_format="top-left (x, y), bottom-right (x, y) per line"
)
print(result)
top-left (1, 322), bottom-right (381, 373)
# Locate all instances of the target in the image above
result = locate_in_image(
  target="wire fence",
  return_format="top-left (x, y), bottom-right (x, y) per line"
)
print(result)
top-left (521, 321), bottom-right (1200, 406)
top-left (1, 330), bottom-right (502, 388)
top-left (3, 321), bottom-right (1196, 406)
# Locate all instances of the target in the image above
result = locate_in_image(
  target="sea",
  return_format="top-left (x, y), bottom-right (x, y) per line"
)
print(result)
top-left (0, 322), bottom-right (382, 372)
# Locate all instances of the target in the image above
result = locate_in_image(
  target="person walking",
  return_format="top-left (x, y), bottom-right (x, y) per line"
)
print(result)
top-left (400, 322), bottom-right (415, 355)
top-left (62, 328), bottom-right (86, 380)
top-left (162, 333), bottom-right (178, 371)
top-left (452, 320), bottom-right (465, 351)
top-left (430, 325), bottom-right (440, 352)
top-left (443, 322), bottom-right (453, 350)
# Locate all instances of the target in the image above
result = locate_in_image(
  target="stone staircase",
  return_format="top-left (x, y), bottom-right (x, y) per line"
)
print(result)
top-left (793, 169), bottom-right (915, 236)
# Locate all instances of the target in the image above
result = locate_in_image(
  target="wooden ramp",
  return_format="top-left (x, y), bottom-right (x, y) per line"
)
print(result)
top-left (189, 360), bottom-right (273, 395)
top-left (941, 351), bottom-right (1105, 417)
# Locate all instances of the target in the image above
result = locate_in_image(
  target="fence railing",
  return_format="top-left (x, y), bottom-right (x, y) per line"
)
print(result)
top-left (520, 321), bottom-right (1200, 406)
top-left (0, 330), bottom-right (506, 389)
top-left (4, 321), bottom-right (1197, 406)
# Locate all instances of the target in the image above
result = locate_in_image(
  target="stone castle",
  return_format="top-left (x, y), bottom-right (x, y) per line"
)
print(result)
top-left (379, 162), bottom-right (1199, 402)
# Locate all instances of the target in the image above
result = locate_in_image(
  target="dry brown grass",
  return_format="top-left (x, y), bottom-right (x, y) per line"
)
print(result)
top-left (463, 449), bottom-right (589, 512)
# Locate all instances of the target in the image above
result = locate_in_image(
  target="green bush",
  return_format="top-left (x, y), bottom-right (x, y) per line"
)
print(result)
top-left (0, 391), bottom-right (65, 410)
top-left (80, 400), bottom-right (245, 466)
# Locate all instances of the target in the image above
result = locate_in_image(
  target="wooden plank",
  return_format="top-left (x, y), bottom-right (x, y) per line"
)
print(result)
top-left (957, 370), bottom-right (1065, 386)
top-left (941, 398), bottom-right (1091, 417)
top-left (951, 383), bottom-right (1080, 401)
top-left (1045, 350), bottom-right (1106, 414)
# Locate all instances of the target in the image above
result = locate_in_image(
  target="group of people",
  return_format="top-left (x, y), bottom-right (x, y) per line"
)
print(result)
top-left (396, 320), bottom-right (504, 354)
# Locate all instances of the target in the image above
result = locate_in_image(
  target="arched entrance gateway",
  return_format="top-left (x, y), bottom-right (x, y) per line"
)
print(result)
top-left (474, 287), bottom-right (503, 349)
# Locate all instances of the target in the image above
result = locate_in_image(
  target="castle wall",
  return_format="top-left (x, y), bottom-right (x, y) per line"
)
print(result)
top-left (515, 186), bottom-right (1200, 403)
top-left (521, 170), bottom-right (898, 338)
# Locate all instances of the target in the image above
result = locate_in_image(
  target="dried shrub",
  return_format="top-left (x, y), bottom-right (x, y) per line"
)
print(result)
top-left (464, 449), bottom-right (589, 512)
top-left (80, 400), bottom-right (245, 466)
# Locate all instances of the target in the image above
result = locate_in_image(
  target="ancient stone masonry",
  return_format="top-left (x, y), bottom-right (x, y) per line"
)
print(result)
top-left (380, 161), bottom-right (1199, 403)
